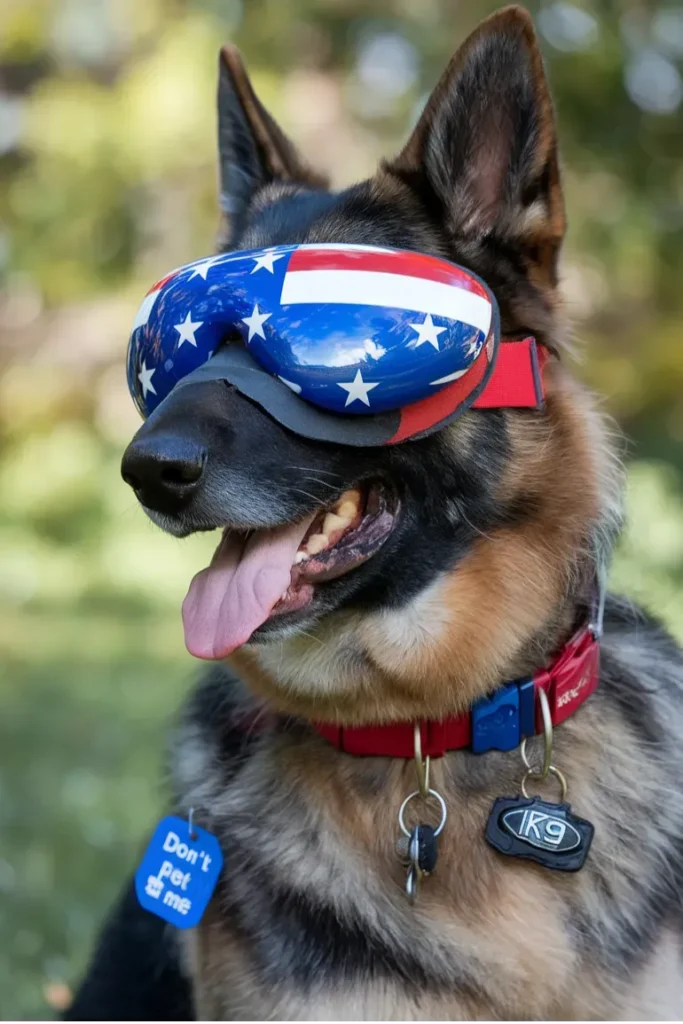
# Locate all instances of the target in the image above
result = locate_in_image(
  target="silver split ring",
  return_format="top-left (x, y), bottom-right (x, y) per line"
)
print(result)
top-left (398, 789), bottom-right (447, 838)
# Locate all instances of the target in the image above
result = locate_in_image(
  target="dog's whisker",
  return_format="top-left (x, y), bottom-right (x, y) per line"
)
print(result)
top-left (300, 475), bottom-right (340, 492)
top-left (286, 466), bottom-right (342, 479)
top-left (292, 487), bottom-right (324, 504)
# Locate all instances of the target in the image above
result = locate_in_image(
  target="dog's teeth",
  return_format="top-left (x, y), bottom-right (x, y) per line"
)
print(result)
top-left (323, 512), bottom-right (349, 536)
top-left (338, 488), bottom-right (361, 505)
top-left (335, 490), bottom-right (361, 519)
top-left (306, 533), bottom-right (329, 555)
top-left (294, 550), bottom-right (308, 564)
top-left (337, 501), bottom-right (355, 520)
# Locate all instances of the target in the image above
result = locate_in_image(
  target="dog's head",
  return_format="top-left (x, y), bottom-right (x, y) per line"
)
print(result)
top-left (121, 7), bottom-right (621, 723)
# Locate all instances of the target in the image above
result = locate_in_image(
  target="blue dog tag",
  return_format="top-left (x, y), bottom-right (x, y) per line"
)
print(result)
top-left (134, 815), bottom-right (223, 929)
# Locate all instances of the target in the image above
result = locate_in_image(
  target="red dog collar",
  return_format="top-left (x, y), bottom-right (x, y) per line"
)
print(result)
top-left (314, 624), bottom-right (599, 757)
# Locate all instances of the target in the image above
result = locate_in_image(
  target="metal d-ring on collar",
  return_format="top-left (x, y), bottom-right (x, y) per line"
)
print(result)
top-left (413, 722), bottom-right (430, 798)
top-left (518, 687), bottom-right (569, 802)
top-left (398, 724), bottom-right (448, 836)
top-left (590, 561), bottom-right (607, 641)
top-left (520, 686), bottom-right (553, 781)
top-left (395, 723), bottom-right (449, 903)
top-left (407, 722), bottom-right (447, 836)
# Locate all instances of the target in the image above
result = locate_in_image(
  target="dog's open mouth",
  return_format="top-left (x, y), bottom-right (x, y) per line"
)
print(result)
top-left (182, 482), bottom-right (396, 660)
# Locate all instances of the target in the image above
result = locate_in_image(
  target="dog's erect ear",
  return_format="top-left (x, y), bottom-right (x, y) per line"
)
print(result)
top-left (218, 46), bottom-right (327, 240)
top-left (386, 6), bottom-right (565, 278)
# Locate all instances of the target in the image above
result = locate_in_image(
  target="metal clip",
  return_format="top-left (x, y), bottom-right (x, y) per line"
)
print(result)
top-left (520, 685), bottom-right (553, 780)
top-left (590, 561), bottom-right (607, 641)
top-left (396, 725), bottom-right (448, 903)
top-left (398, 789), bottom-right (447, 903)
top-left (413, 723), bottom-right (431, 799)
top-left (518, 687), bottom-right (569, 801)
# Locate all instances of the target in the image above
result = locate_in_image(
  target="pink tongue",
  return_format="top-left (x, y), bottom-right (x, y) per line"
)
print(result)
top-left (182, 514), bottom-right (316, 660)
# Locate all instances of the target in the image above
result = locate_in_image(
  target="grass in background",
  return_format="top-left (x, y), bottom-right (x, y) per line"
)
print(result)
top-left (1, 615), bottom-right (191, 1019)
top-left (0, 429), bottom-right (217, 1018)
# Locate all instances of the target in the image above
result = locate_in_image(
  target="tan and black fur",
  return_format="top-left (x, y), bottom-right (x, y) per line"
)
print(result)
top-left (67, 8), bottom-right (683, 1020)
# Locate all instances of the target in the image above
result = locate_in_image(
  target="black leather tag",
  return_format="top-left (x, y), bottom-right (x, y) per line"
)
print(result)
top-left (485, 795), bottom-right (594, 872)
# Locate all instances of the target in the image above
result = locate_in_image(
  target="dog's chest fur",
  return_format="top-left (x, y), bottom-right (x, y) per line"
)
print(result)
top-left (170, 601), bottom-right (683, 1021)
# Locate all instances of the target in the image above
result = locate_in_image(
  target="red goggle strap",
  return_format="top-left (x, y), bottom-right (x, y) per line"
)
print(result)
top-left (472, 336), bottom-right (546, 409)
top-left (387, 336), bottom-right (547, 446)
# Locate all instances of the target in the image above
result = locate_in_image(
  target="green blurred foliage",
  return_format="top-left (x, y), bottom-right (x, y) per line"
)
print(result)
top-left (0, 0), bottom-right (681, 1016)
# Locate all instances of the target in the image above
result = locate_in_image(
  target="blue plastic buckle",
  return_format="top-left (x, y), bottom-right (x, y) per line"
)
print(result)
top-left (471, 678), bottom-right (536, 754)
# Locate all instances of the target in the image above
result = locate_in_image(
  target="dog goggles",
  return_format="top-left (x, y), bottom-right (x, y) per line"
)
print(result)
top-left (126, 243), bottom-right (546, 446)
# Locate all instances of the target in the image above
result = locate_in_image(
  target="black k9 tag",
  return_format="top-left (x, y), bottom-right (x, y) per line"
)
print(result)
top-left (485, 796), bottom-right (594, 872)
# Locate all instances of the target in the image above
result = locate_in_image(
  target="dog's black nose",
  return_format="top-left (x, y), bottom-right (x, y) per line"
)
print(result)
top-left (121, 434), bottom-right (207, 514)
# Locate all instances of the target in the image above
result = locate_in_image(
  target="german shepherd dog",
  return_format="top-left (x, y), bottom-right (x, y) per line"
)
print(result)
top-left (67, 7), bottom-right (683, 1020)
